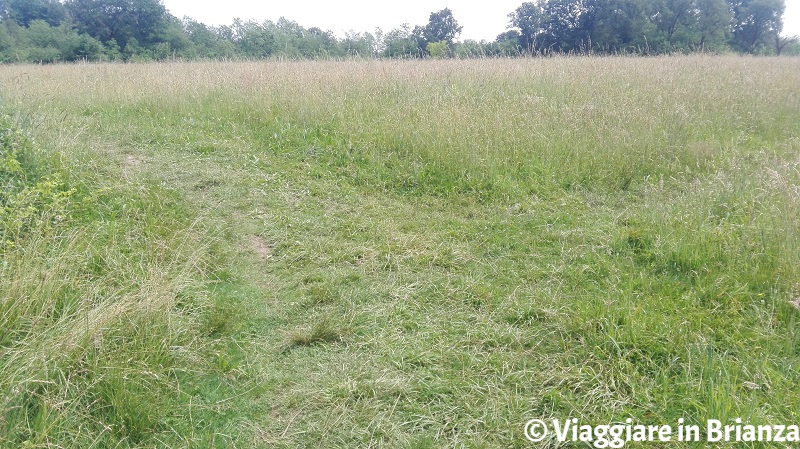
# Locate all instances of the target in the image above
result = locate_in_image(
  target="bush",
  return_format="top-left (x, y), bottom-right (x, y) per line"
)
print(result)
top-left (426, 40), bottom-right (449, 58)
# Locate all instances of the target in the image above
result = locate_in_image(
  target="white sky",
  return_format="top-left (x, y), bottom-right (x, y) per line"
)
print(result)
top-left (161, 0), bottom-right (800, 42)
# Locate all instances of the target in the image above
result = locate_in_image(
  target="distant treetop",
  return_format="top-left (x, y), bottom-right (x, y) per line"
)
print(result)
top-left (0, 0), bottom-right (796, 62)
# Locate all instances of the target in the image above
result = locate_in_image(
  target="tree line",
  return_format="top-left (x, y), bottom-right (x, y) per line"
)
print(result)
top-left (0, 0), bottom-right (797, 63)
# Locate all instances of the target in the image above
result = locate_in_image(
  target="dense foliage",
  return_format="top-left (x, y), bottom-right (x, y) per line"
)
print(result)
top-left (0, 0), bottom-right (797, 61)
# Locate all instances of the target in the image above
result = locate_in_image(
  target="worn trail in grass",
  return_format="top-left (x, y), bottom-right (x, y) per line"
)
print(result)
top-left (2, 57), bottom-right (800, 447)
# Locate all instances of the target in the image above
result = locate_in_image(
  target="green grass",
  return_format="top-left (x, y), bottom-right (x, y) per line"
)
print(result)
top-left (0, 115), bottom-right (242, 447)
top-left (1, 56), bottom-right (799, 447)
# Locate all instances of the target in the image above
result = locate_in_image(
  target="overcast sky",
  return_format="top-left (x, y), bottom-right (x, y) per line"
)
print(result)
top-left (161, 0), bottom-right (800, 42)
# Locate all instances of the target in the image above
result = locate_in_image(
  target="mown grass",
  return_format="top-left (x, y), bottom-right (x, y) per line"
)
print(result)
top-left (1, 56), bottom-right (799, 448)
top-left (0, 115), bottom-right (244, 447)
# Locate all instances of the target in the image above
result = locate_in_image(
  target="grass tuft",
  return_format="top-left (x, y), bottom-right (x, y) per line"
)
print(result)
top-left (285, 317), bottom-right (348, 350)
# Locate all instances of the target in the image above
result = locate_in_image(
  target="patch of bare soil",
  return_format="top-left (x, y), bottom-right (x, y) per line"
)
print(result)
top-left (247, 235), bottom-right (273, 260)
top-left (123, 155), bottom-right (143, 168)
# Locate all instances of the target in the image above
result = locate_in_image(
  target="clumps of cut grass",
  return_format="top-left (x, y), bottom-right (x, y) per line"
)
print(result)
top-left (285, 316), bottom-right (347, 350)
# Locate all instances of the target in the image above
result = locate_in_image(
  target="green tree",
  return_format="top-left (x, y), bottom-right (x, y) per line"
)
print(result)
top-left (0, 19), bottom-right (105, 62)
top-left (339, 30), bottom-right (377, 57)
top-left (426, 40), bottom-right (448, 58)
top-left (504, 0), bottom-right (789, 55)
top-left (409, 8), bottom-right (463, 56)
top-left (232, 19), bottom-right (275, 58)
top-left (181, 18), bottom-right (237, 59)
top-left (695, 0), bottom-right (733, 51)
top-left (507, 2), bottom-right (548, 51)
top-left (266, 18), bottom-right (306, 57)
top-left (0, 0), bottom-right (66, 26)
top-left (299, 26), bottom-right (340, 57)
top-left (495, 29), bottom-right (523, 53)
top-left (579, 0), bottom-right (648, 52)
top-left (382, 23), bottom-right (422, 57)
top-left (523, 0), bottom-right (649, 53)
top-left (727, 0), bottom-right (785, 53)
top-left (780, 37), bottom-right (800, 55)
top-left (775, 33), bottom-right (798, 55)
top-left (454, 39), bottom-right (486, 57)
top-left (104, 37), bottom-right (122, 59)
top-left (0, 22), bottom-right (12, 56)
top-left (64, 0), bottom-right (169, 49)
top-left (646, 0), bottom-right (698, 49)
top-left (159, 14), bottom-right (191, 57)
top-left (422, 8), bottom-right (462, 45)
top-left (541, 0), bottom-right (587, 51)
top-left (122, 35), bottom-right (150, 60)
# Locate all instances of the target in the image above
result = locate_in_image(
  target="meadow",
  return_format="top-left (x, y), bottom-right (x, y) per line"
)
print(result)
top-left (1, 56), bottom-right (799, 448)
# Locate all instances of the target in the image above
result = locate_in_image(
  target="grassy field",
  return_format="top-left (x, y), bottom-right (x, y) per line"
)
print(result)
top-left (1, 56), bottom-right (799, 448)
